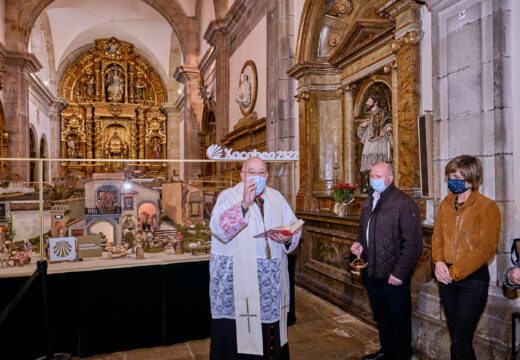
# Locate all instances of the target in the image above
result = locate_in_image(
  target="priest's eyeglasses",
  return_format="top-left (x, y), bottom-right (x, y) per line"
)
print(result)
top-left (243, 170), bottom-right (267, 177)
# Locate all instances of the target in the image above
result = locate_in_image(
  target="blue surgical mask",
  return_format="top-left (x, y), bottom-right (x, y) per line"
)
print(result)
top-left (447, 178), bottom-right (469, 194)
top-left (370, 178), bottom-right (388, 193)
top-left (246, 176), bottom-right (266, 195)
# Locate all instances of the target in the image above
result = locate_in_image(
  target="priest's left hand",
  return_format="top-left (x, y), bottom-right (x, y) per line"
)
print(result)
top-left (388, 274), bottom-right (403, 286)
top-left (270, 232), bottom-right (291, 243)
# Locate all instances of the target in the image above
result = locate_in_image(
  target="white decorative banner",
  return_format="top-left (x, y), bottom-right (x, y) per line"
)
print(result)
top-left (49, 237), bottom-right (76, 262)
top-left (206, 144), bottom-right (299, 161)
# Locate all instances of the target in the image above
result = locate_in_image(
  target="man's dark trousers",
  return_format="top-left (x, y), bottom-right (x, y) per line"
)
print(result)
top-left (365, 276), bottom-right (412, 360)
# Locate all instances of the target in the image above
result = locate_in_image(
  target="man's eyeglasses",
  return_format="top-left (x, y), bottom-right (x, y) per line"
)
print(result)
top-left (243, 170), bottom-right (267, 177)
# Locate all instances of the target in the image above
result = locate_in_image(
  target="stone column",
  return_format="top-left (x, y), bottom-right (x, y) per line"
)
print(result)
top-left (160, 102), bottom-right (183, 179)
top-left (0, 45), bottom-right (41, 180)
top-left (205, 20), bottom-right (230, 144)
top-left (342, 84), bottom-right (357, 185)
top-left (294, 91), bottom-right (310, 211)
top-left (266, 0), bottom-right (299, 197)
top-left (392, 4), bottom-right (422, 192)
top-left (174, 66), bottom-right (203, 179)
top-left (49, 98), bottom-right (67, 179)
top-left (137, 108), bottom-right (146, 160)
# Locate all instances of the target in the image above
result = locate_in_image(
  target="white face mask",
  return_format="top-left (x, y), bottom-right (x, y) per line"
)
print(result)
top-left (246, 176), bottom-right (266, 195)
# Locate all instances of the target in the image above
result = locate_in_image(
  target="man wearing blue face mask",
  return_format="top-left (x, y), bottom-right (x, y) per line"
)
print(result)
top-left (209, 156), bottom-right (301, 360)
top-left (351, 162), bottom-right (423, 360)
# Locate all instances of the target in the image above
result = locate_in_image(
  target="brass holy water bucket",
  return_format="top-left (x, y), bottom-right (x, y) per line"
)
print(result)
top-left (349, 257), bottom-right (367, 277)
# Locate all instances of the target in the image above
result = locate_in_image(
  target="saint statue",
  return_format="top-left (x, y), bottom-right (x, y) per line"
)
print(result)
top-left (357, 95), bottom-right (392, 187)
top-left (236, 73), bottom-right (251, 108)
top-left (106, 68), bottom-right (124, 102)
top-left (67, 135), bottom-right (77, 159)
top-left (106, 130), bottom-right (126, 157)
top-left (83, 71), bottom-right (95, 98)
top-left (151, 138), bottom-right (162, 159)
top-left (134, 73), bottom-right (146, 101)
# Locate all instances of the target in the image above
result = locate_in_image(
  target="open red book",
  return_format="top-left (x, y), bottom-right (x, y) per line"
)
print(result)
top-left (254, 219), bottom-right (304, 238)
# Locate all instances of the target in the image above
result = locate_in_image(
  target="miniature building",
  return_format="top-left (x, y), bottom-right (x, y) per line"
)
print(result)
top-left (50, 198), bottom-right (85, 237)
top-left (83, 173), bottom-right (161, 245)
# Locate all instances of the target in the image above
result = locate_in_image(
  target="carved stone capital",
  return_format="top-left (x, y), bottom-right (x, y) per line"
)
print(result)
top-left (294, 92), bottom-right (310, 102)
top-left (402, 30), bottom-right (421, 46)
top-left (173, 65), bottom-right (201, 87)
top-left (204, 19), bottom-right (228, 47)
top-left (51, 98), bottom-right (68, 114)
top-left (383, 61), bottom-right (397, 73)
top-left (389, 39), bottom-right (402, 53)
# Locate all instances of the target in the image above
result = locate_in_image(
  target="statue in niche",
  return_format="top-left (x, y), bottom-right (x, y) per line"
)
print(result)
top-left (106, 67), bottom-right (124, 102)
top-left (83, 70), bottom-right (95, 98)
top-left (357, 95), bottom-right (392, 188)
top-left (67, 135), bottom-right (77, 159)
top-left (106, 129), bottom-right (126, 157)
top-left (151, 138), bottom-right (162, 159)
top-left (236, 74), bottom-right (251, 108)
top-left (134, 73), bottom-right (147, 101)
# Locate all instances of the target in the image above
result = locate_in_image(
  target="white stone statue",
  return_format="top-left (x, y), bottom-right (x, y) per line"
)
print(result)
top-left (236, 74), bottom-right (251, 108)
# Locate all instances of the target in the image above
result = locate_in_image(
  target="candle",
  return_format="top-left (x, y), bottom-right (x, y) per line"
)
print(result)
top-left (334, 151), bottom-right (338, 165)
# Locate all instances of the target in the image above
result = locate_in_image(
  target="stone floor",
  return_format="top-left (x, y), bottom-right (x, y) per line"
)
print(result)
top-left (73, 286), bottom-right (382, 360)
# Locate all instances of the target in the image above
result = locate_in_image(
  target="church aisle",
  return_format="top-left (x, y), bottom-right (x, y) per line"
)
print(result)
top-left (73, 286), bottom-right (382, 360)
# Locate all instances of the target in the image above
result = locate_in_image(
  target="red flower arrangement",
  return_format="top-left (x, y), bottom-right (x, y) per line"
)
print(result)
top-left (330, 182), bottom-right (357, 202)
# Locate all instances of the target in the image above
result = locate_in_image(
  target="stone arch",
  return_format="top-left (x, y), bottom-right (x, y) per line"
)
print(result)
top-left (294, 0), bottom-right (392, 64)
top-left (7, 0), bottom-right (193, 63)
top-left (87, 219), bottom-right (117, 245)
top-left (137, 200), bottom-right (159, 232)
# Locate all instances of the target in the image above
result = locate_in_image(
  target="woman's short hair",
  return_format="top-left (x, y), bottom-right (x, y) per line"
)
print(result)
top-left (445, 155), bottom-right (483, 190)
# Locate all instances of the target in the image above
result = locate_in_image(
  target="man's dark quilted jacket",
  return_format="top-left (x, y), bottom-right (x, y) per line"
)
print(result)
top-left (356, 183), bottom-right (423, 280)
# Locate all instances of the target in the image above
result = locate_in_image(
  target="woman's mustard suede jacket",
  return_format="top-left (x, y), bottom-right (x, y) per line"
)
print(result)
top-left (432, 190), bottom-right (501, 281)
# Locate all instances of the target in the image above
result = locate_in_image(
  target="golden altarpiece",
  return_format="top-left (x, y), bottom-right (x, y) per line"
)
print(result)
top-left (59, 38), bottom-right (167, 176)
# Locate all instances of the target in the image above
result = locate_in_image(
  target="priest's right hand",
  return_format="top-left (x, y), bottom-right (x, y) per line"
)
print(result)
top-left (242, 178), bottom-right (256, 209)
top-left (350, 242), bottom-right (363, 258)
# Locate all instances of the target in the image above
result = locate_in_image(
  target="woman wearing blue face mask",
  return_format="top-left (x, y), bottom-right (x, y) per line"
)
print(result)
top-left (432, 155), bottom-right (501, 360)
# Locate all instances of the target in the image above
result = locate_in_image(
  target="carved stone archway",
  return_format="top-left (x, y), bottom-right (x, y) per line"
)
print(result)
top-left (288, 0), bottom-right (426, 324)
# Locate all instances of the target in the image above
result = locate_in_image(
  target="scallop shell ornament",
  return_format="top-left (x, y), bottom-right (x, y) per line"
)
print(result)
top-left (54, 240), bottom-right (73, 258)
top-left (206, 144), bottom-right (223, 159)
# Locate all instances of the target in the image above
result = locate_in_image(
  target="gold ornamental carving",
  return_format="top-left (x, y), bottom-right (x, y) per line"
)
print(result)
top-left (335, 0), bottom-right (353, 15)
top-left (108, 103), bottom-right (122, 117)
top-left (58, 37), bottom-right (168, 177)
top-left (294, 92), bottom-right (309, 102)
top-left (403, 30), bottom-right (420, 46)
top-left (328, 33), bottom-right (341, 48)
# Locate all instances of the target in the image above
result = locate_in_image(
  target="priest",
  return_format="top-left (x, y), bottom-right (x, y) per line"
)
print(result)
top-left (209, 156), bottom-right (300, 360)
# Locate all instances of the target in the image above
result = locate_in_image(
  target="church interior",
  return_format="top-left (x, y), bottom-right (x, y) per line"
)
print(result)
top-left (0, 0), bottom-right (519, 359)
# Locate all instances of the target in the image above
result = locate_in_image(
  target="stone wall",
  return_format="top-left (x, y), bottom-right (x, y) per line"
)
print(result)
top-left (413, 1), bottom-right (519, 358)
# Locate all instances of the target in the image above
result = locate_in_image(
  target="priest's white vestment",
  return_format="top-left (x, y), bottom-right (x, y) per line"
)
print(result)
top-left (209, 182), bottom-right (300, 356)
